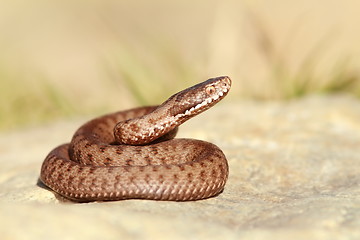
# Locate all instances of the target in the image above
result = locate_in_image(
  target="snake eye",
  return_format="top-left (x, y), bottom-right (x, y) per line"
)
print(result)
top-left (205, 86), bottom-right (216, 95)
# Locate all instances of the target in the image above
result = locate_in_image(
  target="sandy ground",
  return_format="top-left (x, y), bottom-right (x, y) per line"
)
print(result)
top-left (1, 95), bottom-right (360, 240)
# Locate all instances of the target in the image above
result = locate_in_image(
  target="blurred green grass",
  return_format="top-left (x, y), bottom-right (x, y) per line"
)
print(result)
top-left (1, 42), bottom-right (358, 132)
top-left (0, 67), bottom-right (76, 130)
top-left (249, 18), bottom-right (360, 99)
top-left (0, 39), bottom-right (200, 131)
top-left (1, 0), bottom-right (360, 131)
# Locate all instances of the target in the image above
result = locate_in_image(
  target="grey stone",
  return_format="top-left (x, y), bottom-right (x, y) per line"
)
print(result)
top-left (1, 95), bottom-right (359, 240)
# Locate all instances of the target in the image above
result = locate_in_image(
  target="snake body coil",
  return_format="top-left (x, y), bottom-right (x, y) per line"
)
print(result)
top-left (40, 76), bottom-right (231, 202)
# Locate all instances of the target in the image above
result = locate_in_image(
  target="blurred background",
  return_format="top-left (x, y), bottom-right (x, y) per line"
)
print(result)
top-left (1, 0), bottom-right (360, 131)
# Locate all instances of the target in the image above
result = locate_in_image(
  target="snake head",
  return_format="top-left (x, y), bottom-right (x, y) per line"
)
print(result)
top-left (115, 76), bottom-right (231, 145)
top-left (167, 76), bottom-right (232, 119)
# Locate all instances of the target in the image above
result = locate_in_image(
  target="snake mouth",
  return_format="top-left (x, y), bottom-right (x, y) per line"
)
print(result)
top-left (182, 87), bottom-right (229, 117)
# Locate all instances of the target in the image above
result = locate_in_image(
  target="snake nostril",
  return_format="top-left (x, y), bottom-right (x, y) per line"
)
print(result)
top-left (225, 77), bottom-right (231, 86)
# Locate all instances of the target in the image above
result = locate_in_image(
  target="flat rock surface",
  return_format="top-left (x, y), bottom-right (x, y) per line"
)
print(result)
top-left (1, 95), bottom-right (360, 240)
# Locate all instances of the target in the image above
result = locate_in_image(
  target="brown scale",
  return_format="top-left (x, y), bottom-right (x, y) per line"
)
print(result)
top-left (40, 76), bottom-right (231, 202)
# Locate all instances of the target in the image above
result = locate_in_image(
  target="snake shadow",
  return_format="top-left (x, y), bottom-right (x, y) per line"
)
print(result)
top-left (36, 178), bottom-right (77, 203)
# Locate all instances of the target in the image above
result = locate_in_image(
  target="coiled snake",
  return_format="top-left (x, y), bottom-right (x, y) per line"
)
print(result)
top-left (40, 76), bottom-right (231, 202)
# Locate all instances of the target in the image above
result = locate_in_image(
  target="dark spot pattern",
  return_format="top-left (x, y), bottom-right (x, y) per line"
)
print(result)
top-left (99, 146), bottom-right (107, 153)
top-left (200, 170), bottom-right (206, 182)
top-left (187, 173), bottom-right (193, 183)
top-left (178, 165), bottom-right (185, 171)
top-left (173, 174), bottom-right (179, 184)
top-left (158, 175), bottom-right (164, 184)
top-left (126, 159), bottom-right (134, 166)
top-left (87, 154), bottom-right (94, 162)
